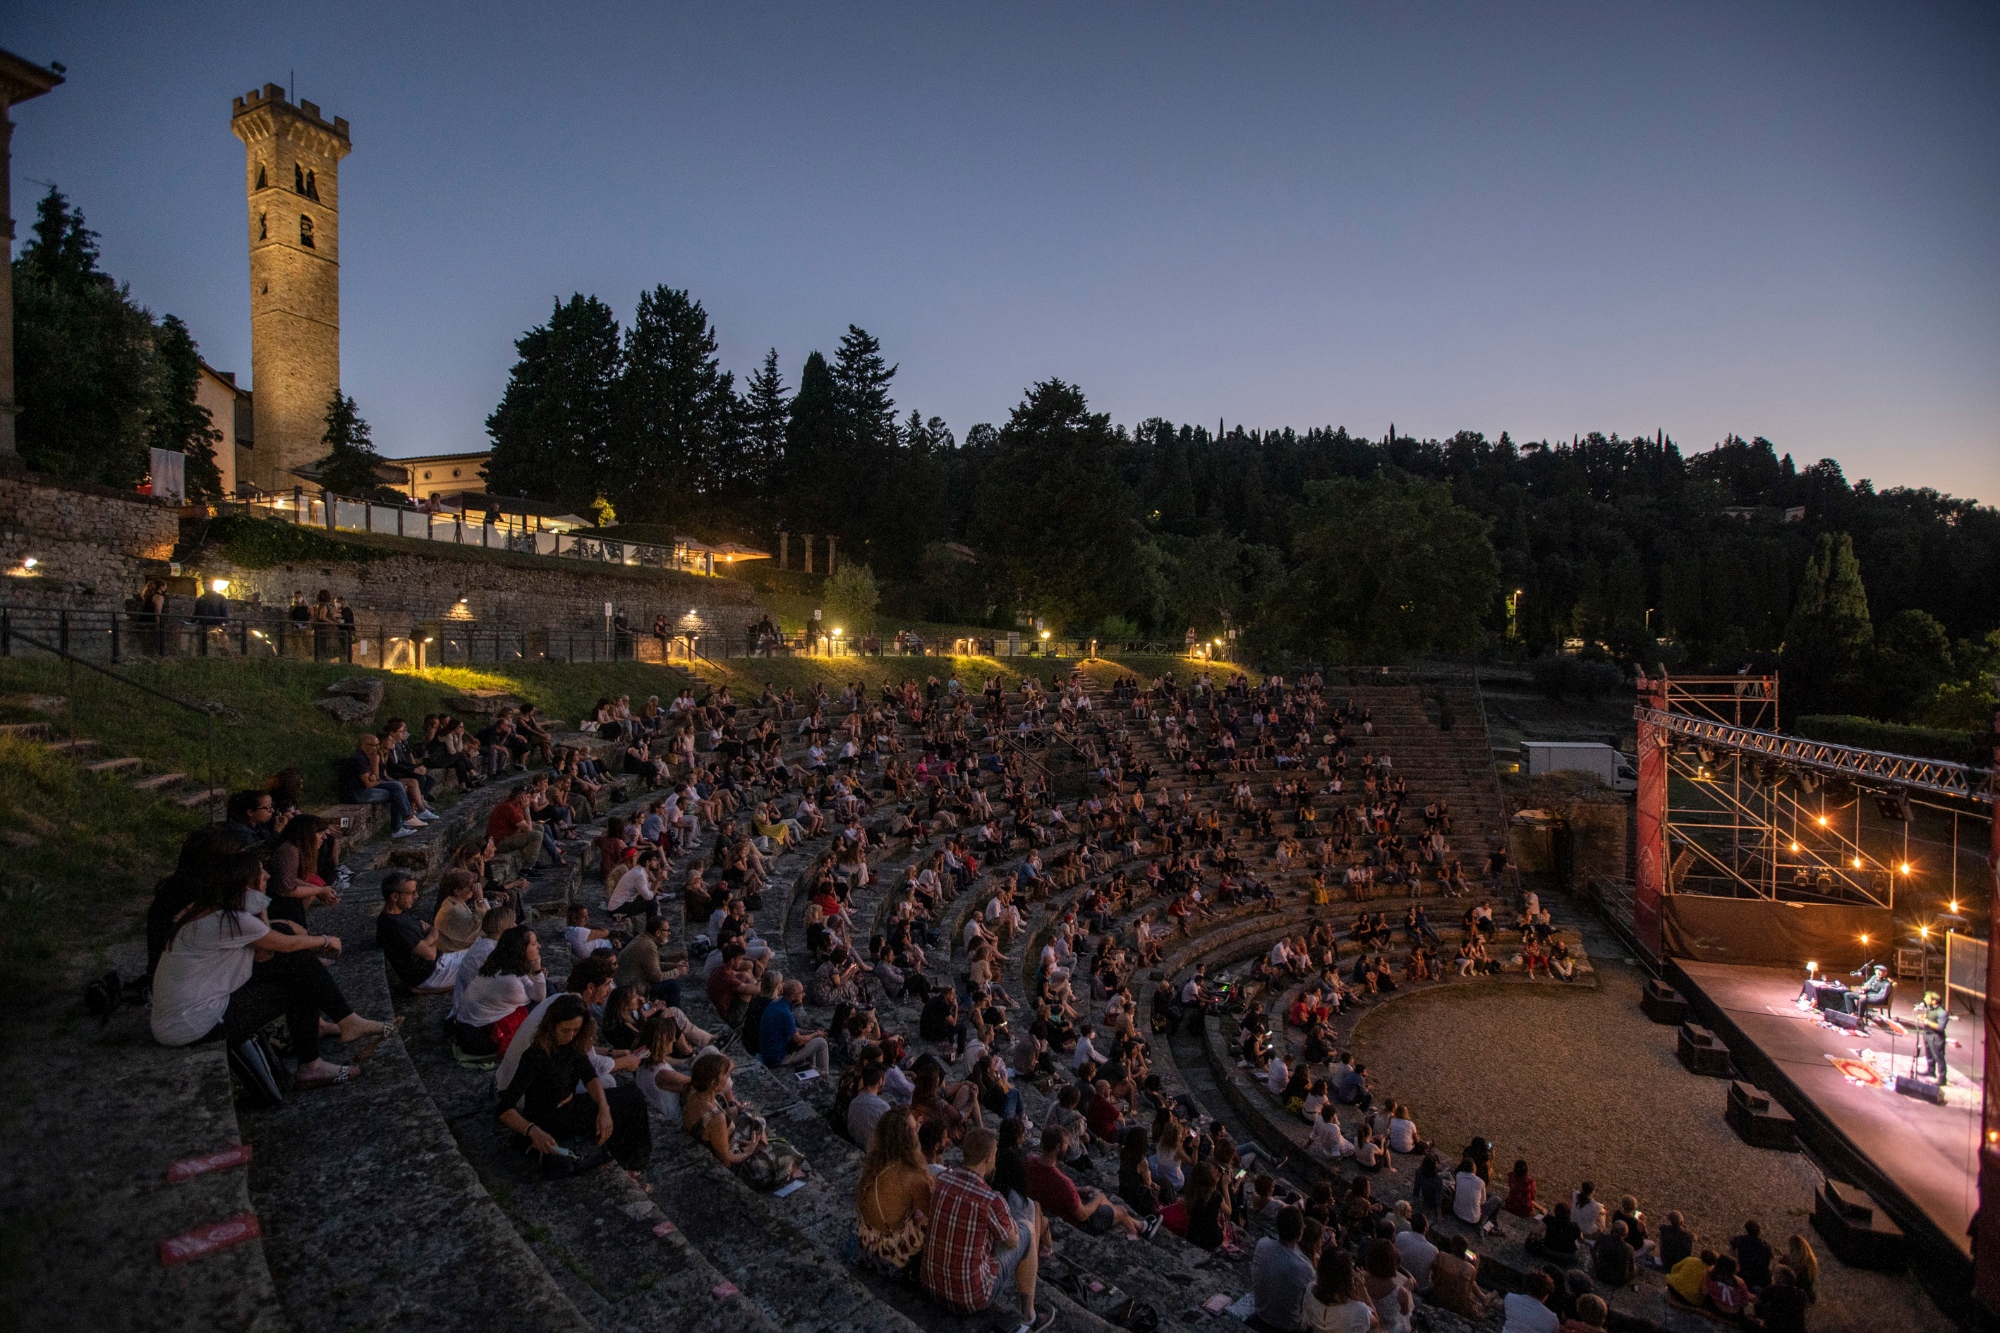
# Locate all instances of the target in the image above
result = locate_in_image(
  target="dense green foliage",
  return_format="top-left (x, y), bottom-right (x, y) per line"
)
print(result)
top-left (178, 513), bottom-right (383, 568)
top-left (13, 190), bottom-right (222, 495)
top-left (1793, 715), bottom-right (1984, 766)
top-left (479, 278), bottom-right (1997, 725)
top-left (314, 392), bottom-right (399, 500)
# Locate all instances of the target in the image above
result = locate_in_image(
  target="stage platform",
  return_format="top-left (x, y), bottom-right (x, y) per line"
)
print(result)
top-left (1670, 959), bottom-right (1982, 1265)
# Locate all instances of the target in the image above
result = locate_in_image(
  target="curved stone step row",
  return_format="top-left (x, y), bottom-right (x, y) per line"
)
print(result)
top-left (726, 757), bottom-right (1248, 1326)
top-left (675, 924), bottom-right (1234, 1333)
top-left (241, 771), bottom-right (606, 1333)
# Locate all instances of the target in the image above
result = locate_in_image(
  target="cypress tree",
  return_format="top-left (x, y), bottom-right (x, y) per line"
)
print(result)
top-left (12, 188), bottom-right (160, 487)
top-left (485, 295), bottom-right (622, 514)
top-left (610, 285), bottom-right (736, 517)
top-left (315, 392), bottom-right (390, 499)
top-left (740, 348), bottom-right (789, 496)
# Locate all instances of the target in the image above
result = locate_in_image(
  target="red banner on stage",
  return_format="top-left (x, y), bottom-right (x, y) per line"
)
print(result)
top-left (1633, 679), bottom-right (1667, 961)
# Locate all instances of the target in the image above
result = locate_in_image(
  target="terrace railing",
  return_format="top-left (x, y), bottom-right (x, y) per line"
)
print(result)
top-left (223, 491), bottom-right (723, 577)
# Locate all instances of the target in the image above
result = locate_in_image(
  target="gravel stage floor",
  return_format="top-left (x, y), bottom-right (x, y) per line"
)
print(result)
top-left (1349, 954), bottom-right (1953, 1332)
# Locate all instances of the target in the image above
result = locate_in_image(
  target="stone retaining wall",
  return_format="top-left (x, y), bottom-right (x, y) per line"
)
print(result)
top-left (0, 472), bottom-right (181, 607)
top-left (193, 548), bottom-right (765, 638)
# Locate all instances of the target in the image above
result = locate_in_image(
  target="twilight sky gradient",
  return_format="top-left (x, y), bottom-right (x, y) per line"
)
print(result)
top-left (9, 3), bottom-right (1998, 500)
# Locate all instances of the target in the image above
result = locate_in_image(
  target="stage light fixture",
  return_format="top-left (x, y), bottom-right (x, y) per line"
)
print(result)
top-left (1790, 842), bottom-right (1801, 852)
top-left (1873, 793), bottom-right (1910, 822)
top-left (1817, 815), bottom-right (1829, 826)
top-left (1698, 745), bottom-right (1716, 765)
top-left (1852, 858), bottom-right (1863, 869)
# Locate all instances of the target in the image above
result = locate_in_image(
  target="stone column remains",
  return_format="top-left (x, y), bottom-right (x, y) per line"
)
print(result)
top-left (803, 533), bottom-right (813, 574)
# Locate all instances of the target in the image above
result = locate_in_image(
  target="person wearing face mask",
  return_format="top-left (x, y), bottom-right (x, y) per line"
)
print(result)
top-left (150, 850), bottom-right (389, 1088)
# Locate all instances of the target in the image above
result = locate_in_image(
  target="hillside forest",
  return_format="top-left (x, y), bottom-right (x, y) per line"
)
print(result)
top-left (15, 190), bottom-right (1999, 734)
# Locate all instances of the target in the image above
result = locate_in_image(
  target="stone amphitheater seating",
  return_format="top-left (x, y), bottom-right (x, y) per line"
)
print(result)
top-left (130, 668), bottom-right (1681, 1332)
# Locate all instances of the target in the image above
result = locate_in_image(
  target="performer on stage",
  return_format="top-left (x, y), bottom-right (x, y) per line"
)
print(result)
top-left (1916, 991), bottom-right (1949, 1085)
top-left (1856, 965), bottom-right (1893, 1031)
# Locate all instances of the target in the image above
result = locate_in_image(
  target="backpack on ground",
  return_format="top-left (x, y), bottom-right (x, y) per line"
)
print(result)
top-left (229, 1034), bottom-right (287, 1108)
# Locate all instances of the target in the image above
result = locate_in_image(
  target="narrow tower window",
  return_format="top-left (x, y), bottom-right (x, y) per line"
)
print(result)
top-left (255, 164), bottom-right (267, 190)
top-left (304, 169), bottom-right (319, 201)
top-left (294, 162), bottom-right (306, 193)
top-left (299, 214), bottom-right (315, 248)
top-left (258, 212), bottom-right (267, 240)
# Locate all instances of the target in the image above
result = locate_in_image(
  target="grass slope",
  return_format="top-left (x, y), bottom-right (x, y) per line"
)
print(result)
top-left (0, 735), bottom-right (205, 1004)
top-left (0, 657), bottom-right (694, 806)
top-left (685, 651), bottom-right (1250, 697)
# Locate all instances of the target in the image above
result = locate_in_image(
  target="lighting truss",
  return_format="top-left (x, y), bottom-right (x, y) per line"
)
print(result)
top-left (1638, 706), bottom-right (1992, 806)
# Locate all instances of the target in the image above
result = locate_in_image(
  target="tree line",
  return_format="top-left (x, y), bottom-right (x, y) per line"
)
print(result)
top-left (482, 284), bottom-right (1997, 726)
top-left (14, 193), bottom-right (1996, 729)
top-left (12, 190), bottom-right (223, 497)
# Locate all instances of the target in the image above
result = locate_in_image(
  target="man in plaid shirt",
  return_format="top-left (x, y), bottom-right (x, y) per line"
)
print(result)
top-left (919, 1127), bottom-right (1052, 1331)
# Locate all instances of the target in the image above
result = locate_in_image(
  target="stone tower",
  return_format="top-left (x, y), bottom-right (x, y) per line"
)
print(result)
top-left (230, 85), bottom-right (350, 491)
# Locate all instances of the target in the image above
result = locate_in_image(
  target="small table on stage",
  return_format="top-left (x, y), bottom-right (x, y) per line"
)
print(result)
top-left (1803, 980), bottom-right (1857, 1015)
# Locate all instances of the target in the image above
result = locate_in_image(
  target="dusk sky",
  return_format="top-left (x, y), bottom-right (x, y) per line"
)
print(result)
top-left (10, 3), bottom-right (1998, 501)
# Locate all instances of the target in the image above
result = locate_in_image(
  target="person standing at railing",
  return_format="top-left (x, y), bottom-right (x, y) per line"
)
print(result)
top-left (192, 580), bottom-right (231, 657)
top-left (137, 578), bottom-right (168, 655)
top-left (337, 596), bottom-right (356, 663)
top-left (310, 590), bottom-right (338, 662)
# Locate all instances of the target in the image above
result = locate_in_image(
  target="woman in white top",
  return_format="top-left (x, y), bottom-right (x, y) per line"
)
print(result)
top-left (1149, 1118), bottom-right (1192, 1196)
top-left (1361, 1238), bottom-right (1414, 1333)
top-left (1387, 1105), bottom-right (1422, 1155)
top-left (1307, 1101), bottom-right (1355, 1165)
top-left (1301, 1247), bottom-right (1378, 1332)
top-left (151, 852), bottom-right (386, 1087)
top-left (635, 1010), bottom-right (698, 1121)
top-left (452, 926), bottom-right (549, 1056)
top-left (607, 849), bottom-right (661, 927)
top-left (1571, 1180), bottom-right (1606, 1235)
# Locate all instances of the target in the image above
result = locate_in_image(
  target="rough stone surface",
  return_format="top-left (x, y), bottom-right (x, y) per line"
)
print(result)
top-left (0, 999), bottom-right (285, 1333)
top-left (0, 473), bottom-right (180, 607)
top-left (197, 547), bottom-right (762, 638)
top-left (323, 676), bottom-right (385, 706)
top-left (311, 693), bottom-right (376, 724)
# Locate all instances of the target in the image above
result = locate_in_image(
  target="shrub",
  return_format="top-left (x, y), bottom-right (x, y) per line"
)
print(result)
top-left (1531, 655), bottom-right (1625, 700)
top-left (1793, 715), bottom-right (1983, 766)
top-left (180, 513), bottom-right (380, 569)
